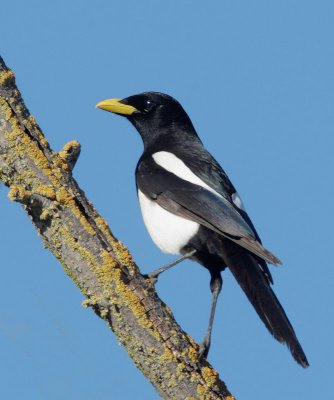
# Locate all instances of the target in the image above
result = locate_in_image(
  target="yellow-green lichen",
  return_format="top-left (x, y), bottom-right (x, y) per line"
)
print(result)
top-left (115, 277), bottom-right (155, 331)
top-left (40, 208), bottom-right (54, 220)
top-left (95, 216), bottom-right (112, 238)
top-left (176, 361), bottom-right (187, 381)
top-left (82, 295), bottom-right (100, 308)
top-left (8, 185), bottom-right (31, 203)
top-left (3, 110), bottom-right (56, 188)
top-left (196, 365), bottom-right (234, 400)
top-left (201, 366), bottom-right (218, 388)
top-left (58, 140), bottom-right (80, 163)
top-left (160, 346), bottom-right (175, 363)
top-left (52, 152), bottom-right (71, 171)
top-left (61, 196), bottom-right (96, 236)
top-left (185, 333), bottom-right (198, 348)
top-left (82, 296), bottom-right (109, 318)
top-left (14, 103), bottom-right (24, 116)
top-left (55, 186), bottom-right (74, 204)
top-left (57, 223), bottom-right (98, 275)
top-left (0, 98), bottom-right (12, 121)
top-left (182, 344), bottom-right (199, 364)
top-left (113, 239), bottom-right (138, 273)
top-left (35, 185), bottom-right (56, 199)
top-left (98, 250), bottom-right (157, 334)
top-left (196, 384), bottom-right (206, 399)
top-left (99, 307), bottom-right (109, 318)
top-left (166, 373), bottom-right (178, 388)
top-left (20, 134), bottom-right (52, 174)
top-left (95, 262), bottom-right (116, 282)
top-left (0, 69), bottom-right (15, 86)
top-left (99, 250), bottom-right (118, 275)
top-left (23, 115), bottom-right (49, 148)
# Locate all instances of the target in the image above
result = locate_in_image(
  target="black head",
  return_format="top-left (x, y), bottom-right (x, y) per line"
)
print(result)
top-left (97, 92), bottom-right (200, 149)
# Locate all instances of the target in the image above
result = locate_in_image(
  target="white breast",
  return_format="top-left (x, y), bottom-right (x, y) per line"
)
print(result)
top-left (138, 190), bottom-right (199, 254)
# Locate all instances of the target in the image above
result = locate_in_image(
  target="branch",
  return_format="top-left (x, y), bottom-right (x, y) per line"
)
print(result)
top-left (0, 56), bottom-right (234, 400)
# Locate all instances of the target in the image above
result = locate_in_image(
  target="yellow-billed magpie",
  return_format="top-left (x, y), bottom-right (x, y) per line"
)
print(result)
top-left (96, 92), bottom-right (308, 367)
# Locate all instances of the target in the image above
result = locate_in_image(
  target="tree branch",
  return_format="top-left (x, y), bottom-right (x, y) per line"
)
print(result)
top-left (0, 56), bottom-right (234, 400)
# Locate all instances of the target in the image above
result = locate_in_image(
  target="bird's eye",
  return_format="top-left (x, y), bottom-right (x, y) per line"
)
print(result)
top-left (144, 99), bottom-right (156, 112)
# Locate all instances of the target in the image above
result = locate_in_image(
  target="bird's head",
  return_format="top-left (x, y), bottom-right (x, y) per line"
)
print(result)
top-left (96, 92), bottom-right (198, 148)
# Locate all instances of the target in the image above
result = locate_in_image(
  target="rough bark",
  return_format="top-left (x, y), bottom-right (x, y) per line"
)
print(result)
top-left (0, 55), bottom-right (234, 400)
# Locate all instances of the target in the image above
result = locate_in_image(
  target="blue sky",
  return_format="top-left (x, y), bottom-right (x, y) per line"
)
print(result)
top-left (0, 1), bottom-right (333, 399)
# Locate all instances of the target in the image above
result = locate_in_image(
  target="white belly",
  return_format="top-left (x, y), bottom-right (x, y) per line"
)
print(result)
top-left (138, 190), bottom-right (199, 254)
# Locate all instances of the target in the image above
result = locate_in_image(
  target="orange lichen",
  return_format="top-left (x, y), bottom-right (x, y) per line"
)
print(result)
top-left (201, 366), bottom-right (218, 388)
top-left (35, 185), bottom-right (56, 199)
top-left (55, 186), bottom-right (74, 204)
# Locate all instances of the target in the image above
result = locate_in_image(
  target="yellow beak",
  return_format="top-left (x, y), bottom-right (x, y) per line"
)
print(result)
top-left (96, 98), bottom-right (138, 115)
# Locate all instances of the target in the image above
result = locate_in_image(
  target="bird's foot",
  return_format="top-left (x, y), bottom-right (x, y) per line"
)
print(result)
top-left (148, 272), bottom-right (159, 285)
top-left (143, 272), bottom-right (159, 285)
top-left (144, 251), bottom-right (197, 286)
top-left (198, 337), bottom-right (211, 360)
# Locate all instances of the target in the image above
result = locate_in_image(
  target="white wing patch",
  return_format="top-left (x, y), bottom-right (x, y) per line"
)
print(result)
top-left (152, 151), bottom-right (224, 200)
top-left (232, 192), bottom-right (246, 211)
top-left (138, 190), bottom-right (199, 254)
top-left (152, 151), bottom-right (247, 212)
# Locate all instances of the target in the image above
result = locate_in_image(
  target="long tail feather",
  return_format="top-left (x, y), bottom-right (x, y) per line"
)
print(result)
top-left (224, 242), bottom-right (309, 368)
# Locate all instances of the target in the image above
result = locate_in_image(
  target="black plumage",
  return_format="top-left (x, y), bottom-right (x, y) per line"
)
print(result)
top-left (97, 92), bottom-right (308, 368)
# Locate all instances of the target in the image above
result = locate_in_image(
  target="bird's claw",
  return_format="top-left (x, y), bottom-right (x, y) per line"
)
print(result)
top-left (143, 273), bottom-right (159, 285)
top-left (198, 337), bottom-right (210, 360)
top-left (149, 274), bottom-right (159, 285)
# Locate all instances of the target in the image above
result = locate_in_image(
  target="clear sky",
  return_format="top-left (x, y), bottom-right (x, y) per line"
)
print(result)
top-left (0, 1), bottom-right (332, 399)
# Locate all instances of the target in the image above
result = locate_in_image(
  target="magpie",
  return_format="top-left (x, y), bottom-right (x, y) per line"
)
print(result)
top-left (96, 92), bottom-right (309, 367)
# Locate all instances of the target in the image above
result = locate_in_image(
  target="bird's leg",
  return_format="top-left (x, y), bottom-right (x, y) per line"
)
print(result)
top-left (148, 249), bottom-right (197, 284)
top-left (199, 272), bottom-right (223, 360)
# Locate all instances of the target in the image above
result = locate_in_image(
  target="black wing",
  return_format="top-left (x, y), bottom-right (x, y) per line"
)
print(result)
top-left (136, 156), bottom-right (281, 265)
top-left (160, 143), bottom-right (265, 243)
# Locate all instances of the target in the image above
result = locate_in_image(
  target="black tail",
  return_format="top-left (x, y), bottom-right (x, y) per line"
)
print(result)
top-left (225, 243), bottom-right (309, 368)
